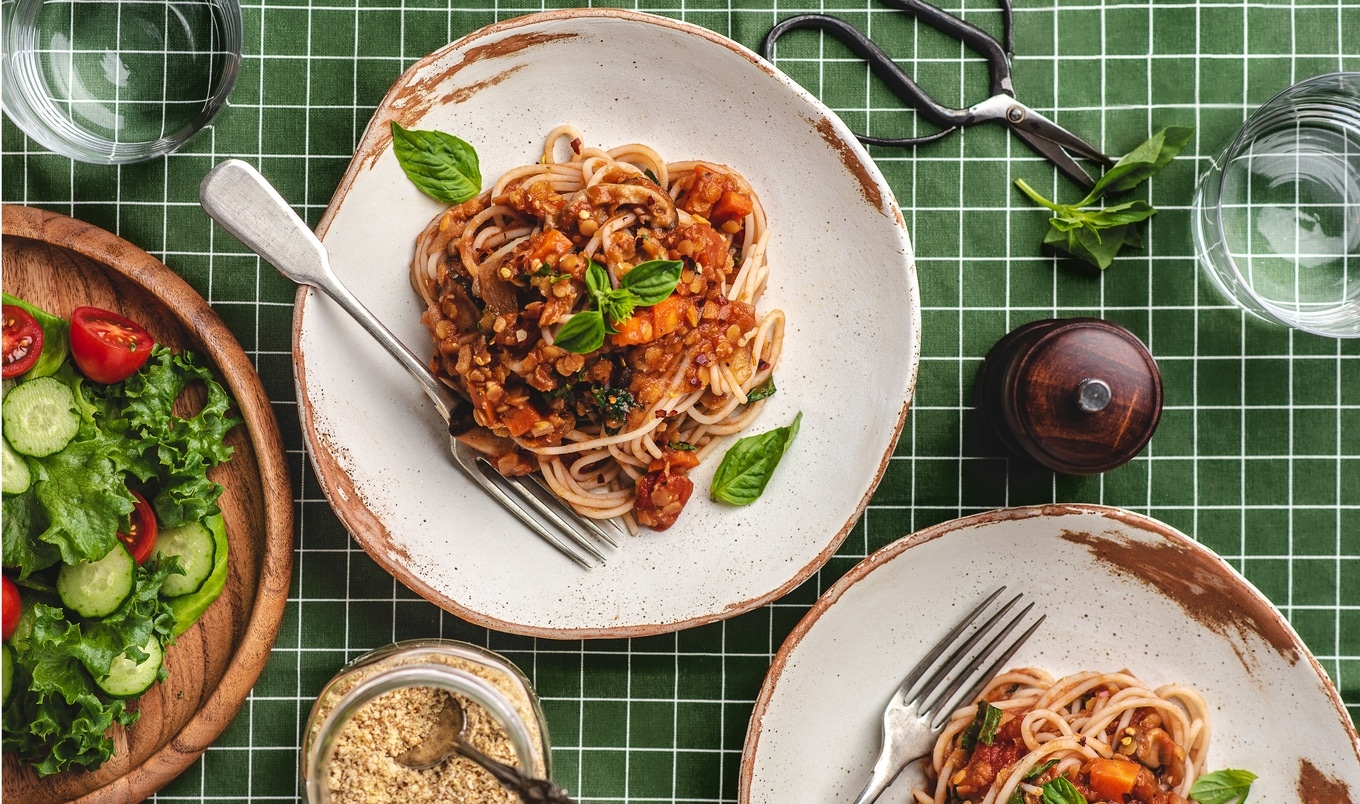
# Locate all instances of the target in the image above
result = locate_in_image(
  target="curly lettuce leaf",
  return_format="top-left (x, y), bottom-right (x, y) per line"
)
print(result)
top-left (2, 491), bottom-right (60, 578)
top-left (93, 345), bottom-right (241, 528)
top-left (1, 558), bottom-right (178, 776)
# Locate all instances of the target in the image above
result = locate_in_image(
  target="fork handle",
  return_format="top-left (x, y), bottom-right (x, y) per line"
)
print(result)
top-left (198, 159), bottom-right (459, 422)
top-left (851, 733), bottom-right (918, 804)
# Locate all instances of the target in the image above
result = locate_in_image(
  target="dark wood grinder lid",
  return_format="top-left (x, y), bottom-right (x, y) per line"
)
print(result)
top-left (977, 318), bottom-right (1163, 475)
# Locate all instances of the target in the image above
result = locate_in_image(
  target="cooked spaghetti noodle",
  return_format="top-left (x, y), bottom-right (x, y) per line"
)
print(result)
top-left (411, 126), bottom-right (784, 531)
top-left (912, 669), bottom-right (1209, 804)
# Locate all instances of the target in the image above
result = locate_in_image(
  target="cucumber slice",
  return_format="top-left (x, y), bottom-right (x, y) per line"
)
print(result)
top-left (96, 636), bottom-right (163, 698)
top-left (2, 376), bottom-right (80, 457)
top-left (2, 438), bottom-right (31, 494)
top-left (170, 514), bottom-right (229, 635)
top-left (2, 643), bottom-right (13, 706)
top-left (156, 521), bottom-right (216, 598)
top-left (57, 546), bottom-right (135, 618)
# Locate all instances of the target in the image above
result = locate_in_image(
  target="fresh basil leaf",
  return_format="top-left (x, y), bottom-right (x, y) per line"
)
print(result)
top-left (1189, 769), bottom-right (1257, 804)
top-left (390, 121), bottom-right (482, 204)
top-left (710, 412), bottom-right (801, 506)
top-left (1044, 222), bottom-right (1139, 270)
top-left (1040, 777), bottom-right (1088, 804)
top-left (1082, 199), bottom-right (1157, 228)
top-left (598, 290), bottom-right (640, 329)
top-left (619, 259), bottom-right (683, 306)
top-left (1087, 125), bottom-right (1195, 199)
top-left (746, 377), bottom-right (777, 402)
top-left (554, 311), bottom-right (606, 354)
top-left (586, 261), bottom-right (613, 301)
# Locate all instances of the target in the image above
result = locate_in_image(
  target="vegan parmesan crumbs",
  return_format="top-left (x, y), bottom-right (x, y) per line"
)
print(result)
top-left (315, 652), bottom-right (544, 803)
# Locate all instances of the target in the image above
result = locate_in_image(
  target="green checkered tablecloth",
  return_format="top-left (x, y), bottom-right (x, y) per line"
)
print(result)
top-left (3, 1), bottom-right (1357, 801)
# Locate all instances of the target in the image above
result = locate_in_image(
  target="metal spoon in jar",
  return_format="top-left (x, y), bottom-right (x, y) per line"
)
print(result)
top-left (395, 693), bottom-right (575, 803)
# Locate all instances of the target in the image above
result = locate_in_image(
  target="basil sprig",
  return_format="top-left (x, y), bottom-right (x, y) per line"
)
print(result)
top-left (1015, 125), bottom-right (1194, 270)
top-left (710, 412), bottom-right (801, 506)
top-left (390, 121), bottom-right (482, 204)
top-left (1188, 769), bottom-right (1257, 804)
top-left (1038, 777), bottom-right (1087, 804)
top-left (554, 259), bottom-right (683, 354)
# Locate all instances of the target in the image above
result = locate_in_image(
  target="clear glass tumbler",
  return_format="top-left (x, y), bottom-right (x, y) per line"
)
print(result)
top-left (1, 0), bottom-right (242, 163)
top-left (1192, 72), bottom-right (1360, 337)
top-left (301, 639), bottom-right (552, 804)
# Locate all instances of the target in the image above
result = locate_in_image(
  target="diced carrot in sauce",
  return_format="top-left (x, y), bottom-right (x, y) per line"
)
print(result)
top-left (1087, 758), bottom-right (1141, 798)
top-left (648, 448), bottom-right (700, 473)
top-left (711, 190), bottom-right (753, 225)
top-left (650, 295), bottom-right (690, 338)
top-left (500, 404), bottom-right (543, 438)
top-left (678, 165), bottom-right (727, 216)
top-left (527, 229), bottom-right (573, 268)
top-left (610, 313), bottom-right (655, 346)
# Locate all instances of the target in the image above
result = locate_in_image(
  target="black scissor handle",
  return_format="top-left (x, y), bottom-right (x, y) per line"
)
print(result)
top-left (760, 14), bottom-right (962, 147)
top-left (880, 0), bottom-right (1013, 98)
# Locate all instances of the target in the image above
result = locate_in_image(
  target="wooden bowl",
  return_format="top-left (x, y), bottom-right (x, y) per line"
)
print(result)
top-left (1, 204), bottom-right (294, 803)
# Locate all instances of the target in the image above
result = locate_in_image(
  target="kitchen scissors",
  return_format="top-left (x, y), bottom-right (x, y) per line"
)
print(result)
top-left (760, 0), bottom-right (1113, 189)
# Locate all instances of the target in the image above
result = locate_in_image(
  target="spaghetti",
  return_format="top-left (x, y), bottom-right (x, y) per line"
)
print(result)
top-left (912, 669), bottom-right (1209, 804)
top-left (411, 126), bottom-right (784, 531)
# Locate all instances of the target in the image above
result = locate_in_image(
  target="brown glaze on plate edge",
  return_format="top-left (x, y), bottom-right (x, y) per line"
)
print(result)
top-left (1057, 527), bottom-right (1300, 667)
top-left (1300, 758), bottom-right (1355, 803)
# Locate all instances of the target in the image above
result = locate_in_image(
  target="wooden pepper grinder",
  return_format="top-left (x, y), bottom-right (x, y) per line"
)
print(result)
top-left (975, 318), bottom-right (1163, 475)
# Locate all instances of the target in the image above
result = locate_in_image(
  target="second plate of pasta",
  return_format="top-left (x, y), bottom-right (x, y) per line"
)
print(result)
top-left (294, 10), bottom-right (919, 637)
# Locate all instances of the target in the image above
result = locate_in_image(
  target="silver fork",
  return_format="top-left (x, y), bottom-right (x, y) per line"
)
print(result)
top-left (851, 587), bottom-right (1045, 804)
top-left (198, 158), bottom-right (621, 568)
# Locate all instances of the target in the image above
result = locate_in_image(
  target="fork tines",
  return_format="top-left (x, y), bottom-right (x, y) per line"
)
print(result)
top-left (900, 587), bottom-right (1045, 728)
top-left (457, 440), bottom-right (624, 568)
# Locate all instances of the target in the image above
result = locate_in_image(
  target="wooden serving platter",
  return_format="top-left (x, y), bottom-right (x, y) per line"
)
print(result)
top-left (1, 204), bottom-right (294, 802)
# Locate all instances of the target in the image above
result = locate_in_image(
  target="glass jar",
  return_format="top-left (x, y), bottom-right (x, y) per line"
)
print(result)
top-left (301, 639), bottom-right (551, 804)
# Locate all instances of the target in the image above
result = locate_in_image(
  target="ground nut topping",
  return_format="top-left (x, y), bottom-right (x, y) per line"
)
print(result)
top-left (313, 651), bottom-right (543, 803)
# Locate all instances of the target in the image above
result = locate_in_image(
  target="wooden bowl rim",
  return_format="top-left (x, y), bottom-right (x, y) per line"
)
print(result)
top-left (1, 203), bottom-right (294, 802)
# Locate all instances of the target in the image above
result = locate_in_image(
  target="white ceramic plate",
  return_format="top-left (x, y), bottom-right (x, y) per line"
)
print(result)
top-left (740, 504), bottom-right (1360, 802)
top-left (296, 10), bottom-right (919, 638)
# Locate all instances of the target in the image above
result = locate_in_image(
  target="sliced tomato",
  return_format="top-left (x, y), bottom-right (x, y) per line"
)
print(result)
top-left (118, 490), bottom-right (159, 565)
top-left (69, 306), bottom-right (154, 384)
top-left (2, 304), bottom-right (45, 379)
top-left (2, 575), bottom-right (20, 641)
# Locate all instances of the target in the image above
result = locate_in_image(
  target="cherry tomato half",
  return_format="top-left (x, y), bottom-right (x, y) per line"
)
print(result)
top-left (118, 490), bottom-right (159, 565)
top-left (70, 306), bottom-right (154, 384)
top-left (2, 304), bottom-right (45, 379)
top-left (2, 576), bottom-right (20, 641)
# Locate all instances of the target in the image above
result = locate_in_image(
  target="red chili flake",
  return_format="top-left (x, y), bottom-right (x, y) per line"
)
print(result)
top-left (715, 294), bottom-right (729, 305)
top-left (570, 137), bottom-right (582, 154)
top-left (655, 409), bottom-right (667, 419)
top-left (695, 353), bottom-right (711, 366)
top-left (758, 360), bottom-right (770, 371)
top-left (688, 377), bottom-right (701, 387)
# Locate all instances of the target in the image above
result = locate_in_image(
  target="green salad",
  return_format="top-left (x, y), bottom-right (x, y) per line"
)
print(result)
top-left (1, 293), bottom-right (239, 776)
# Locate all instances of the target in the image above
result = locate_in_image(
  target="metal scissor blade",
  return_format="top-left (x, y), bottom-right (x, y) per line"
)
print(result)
top-left (1011, 125), bottom-right (1099, 190)
top-left (1010, 105), bottom-right (1113, 164)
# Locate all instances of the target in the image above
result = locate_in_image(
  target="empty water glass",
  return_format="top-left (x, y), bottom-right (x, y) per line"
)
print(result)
top-left (1, 0), bottom-right (242, 164)
top-left (1192, 72), bottom-right (1360, 337)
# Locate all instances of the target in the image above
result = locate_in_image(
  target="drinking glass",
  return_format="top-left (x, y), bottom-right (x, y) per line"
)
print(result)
top-left (1192, 72), bottom-right (1360, 337)
top-left (1, 0), bottom-right (242, 164)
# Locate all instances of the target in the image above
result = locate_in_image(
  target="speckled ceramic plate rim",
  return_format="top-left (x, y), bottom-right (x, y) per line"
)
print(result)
top-left (738, 503), bottom-right (1360, 802)
top-left (293, 9), bottom-right (920, 639)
